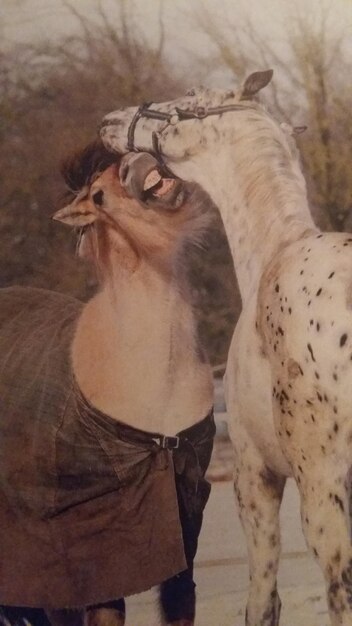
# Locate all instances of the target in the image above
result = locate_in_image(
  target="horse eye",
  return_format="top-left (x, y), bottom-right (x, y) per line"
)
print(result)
top-left (92, 190), bottom-right (104, 207)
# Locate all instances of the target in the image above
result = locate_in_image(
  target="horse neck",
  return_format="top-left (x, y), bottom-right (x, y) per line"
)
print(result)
top-left (74, 260), bottom-right (193, 380)
top-left (174, 128), bottom-right (317, 304)
top-left (96, 262), bottom-right (192, 351)
top-left (72, 257), bottom-right (212, 431)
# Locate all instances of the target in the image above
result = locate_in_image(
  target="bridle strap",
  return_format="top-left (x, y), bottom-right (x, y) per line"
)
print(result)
top-left (175, 103), bottom-right (249, 120)
top-left (126, 101), bottom-right (251, 153)
top-left (127, 102), bottom-right (177, 176)
top-left (124, 100), bottom-right (257, 178)
top-left (127, 102), bottom-right (173, 152)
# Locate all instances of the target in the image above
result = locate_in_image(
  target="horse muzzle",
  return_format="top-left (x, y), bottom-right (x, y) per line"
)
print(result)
top-left (119, 152), bottom-right (186, 211)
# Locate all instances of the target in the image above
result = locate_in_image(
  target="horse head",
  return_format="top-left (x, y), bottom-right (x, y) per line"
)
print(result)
top-left (53, 143), bottom-right (212, 273)
top-left (100, 70), bottom-right (273, 163)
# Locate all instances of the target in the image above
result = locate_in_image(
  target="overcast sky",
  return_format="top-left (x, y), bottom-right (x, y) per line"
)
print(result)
top-left (1, 0), bottom-right (352, 87)
top-left (1, 0), bottom-right (282, 47)
top-left (2, 2), bottom-right (351, 49)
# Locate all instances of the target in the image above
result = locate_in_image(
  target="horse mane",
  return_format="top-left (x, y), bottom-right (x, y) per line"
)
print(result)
top-left (227, 110), bottom-right (308, 224)
top-left (61, 140), bottom-right (120, 199)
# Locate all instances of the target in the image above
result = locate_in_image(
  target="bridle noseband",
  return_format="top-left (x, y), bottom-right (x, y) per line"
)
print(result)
top-left (124, 100), bottom-right (251, 174)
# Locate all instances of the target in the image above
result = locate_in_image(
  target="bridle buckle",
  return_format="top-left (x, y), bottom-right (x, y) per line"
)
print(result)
top-left (194, 106), bottom-right (207, 119)
top-left (161, 435), bottom-right (180, 449)
top-left (169, 113), bottom-right (179, 125)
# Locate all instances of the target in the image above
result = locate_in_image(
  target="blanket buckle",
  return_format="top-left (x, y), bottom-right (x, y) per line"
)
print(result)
top-left (156, 435), bottom-right (180, 449)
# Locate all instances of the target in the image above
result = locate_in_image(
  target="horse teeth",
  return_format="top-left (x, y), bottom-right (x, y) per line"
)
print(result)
top-left (153, 179), bottom-right (175, 197)
top-left (143, 170), bottom-right (162, 191)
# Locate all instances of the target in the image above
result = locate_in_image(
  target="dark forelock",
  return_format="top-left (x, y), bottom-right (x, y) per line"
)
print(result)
top-left (61, 140), bottom-right (120, 198)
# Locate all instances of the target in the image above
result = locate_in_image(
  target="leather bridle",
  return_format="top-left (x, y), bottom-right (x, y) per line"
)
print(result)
top-left (101, 99), bottom-right (252, 179)
top-left (125, 100), bottom-right (250, 153)
top-left (102, 100), bottom-right (251, 176)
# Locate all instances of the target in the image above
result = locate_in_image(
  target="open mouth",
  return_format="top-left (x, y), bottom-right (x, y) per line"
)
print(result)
top-left (143, 168), bottom-right (177, 200)
top-left (119, 152), bottom-right (186, 210)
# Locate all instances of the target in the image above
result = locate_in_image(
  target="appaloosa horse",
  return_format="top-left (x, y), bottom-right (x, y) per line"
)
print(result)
top-left (0, 143), bottom-right (215, 626)
top-left (101, 71), bottom-right (352, 625)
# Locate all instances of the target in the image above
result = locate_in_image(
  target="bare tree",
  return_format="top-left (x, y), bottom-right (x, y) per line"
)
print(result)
top-left (191, 1), bottom-right (352, 231)
top-left (0, 0), bottom-right (185, 296)
top-left (0, 0), bottom-right (239, 364)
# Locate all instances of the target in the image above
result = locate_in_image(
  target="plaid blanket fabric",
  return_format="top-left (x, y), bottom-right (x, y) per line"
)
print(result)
top-left (0, 287), bottom-right (214, 609)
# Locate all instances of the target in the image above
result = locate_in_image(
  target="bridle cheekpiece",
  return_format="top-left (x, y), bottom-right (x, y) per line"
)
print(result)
top-left (124, 100), bottom-right (251, 173)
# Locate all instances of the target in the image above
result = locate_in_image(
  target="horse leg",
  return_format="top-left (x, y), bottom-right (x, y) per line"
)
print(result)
top-left (159, 570), bottom-right (195, 626)
top-left (84, 600), bottom-right (126, 626)
top-left (234, 444), bottom-right (286, 626)
top-left (46, 600), bottom-right (125, 626)
top-left (159, 489), bottom-right (203, 626)
top-left (159, 523), bottom-right (198, 626)
top-left (0, 606), bottom-right (50, 626)
top-left (297, 464), bottom-right (352, 626)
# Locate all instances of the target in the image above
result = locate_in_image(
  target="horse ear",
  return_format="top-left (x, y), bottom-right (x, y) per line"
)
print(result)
top-left (240, 69), bottom-right (273, 100)
top-left (52, 197), bottom-right (98, 227)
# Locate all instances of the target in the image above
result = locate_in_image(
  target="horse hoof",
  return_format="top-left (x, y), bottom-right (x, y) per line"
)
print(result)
top-left (168, 621), bottom-right (194, 626)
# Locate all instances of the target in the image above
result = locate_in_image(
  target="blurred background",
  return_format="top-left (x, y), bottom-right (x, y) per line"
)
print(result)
top-left (2, 0), bottom-right (352, 366)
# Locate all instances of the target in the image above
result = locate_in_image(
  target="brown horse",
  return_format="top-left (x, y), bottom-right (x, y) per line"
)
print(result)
top-left (0, 144), bottom-right (215, 626)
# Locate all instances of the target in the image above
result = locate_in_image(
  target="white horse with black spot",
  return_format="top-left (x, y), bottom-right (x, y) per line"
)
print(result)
top-left (101, 70), bottom-right (352, 626)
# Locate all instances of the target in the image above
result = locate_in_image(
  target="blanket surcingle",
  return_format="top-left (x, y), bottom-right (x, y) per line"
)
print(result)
top-left (0, 287), bottom-right (215, 609)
